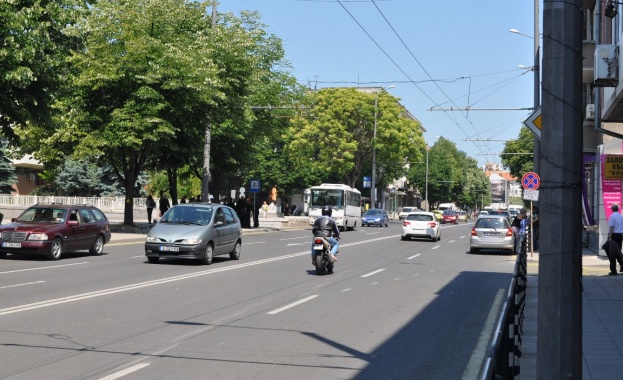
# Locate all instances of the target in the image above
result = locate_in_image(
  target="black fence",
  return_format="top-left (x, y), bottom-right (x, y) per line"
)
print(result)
top-left (480, 229), bottom-right (529, 379)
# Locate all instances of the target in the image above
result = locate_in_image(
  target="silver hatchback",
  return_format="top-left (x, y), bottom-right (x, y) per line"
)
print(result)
top-left (469, 215), bottom-right (514, 254)
top-left (145, 203), bottom-right (242, 264)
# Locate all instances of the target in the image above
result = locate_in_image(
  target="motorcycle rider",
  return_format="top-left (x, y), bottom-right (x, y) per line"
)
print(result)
top-left (311, 205), bottom-right (340, 265)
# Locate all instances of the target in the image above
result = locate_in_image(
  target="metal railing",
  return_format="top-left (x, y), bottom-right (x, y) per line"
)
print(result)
top-left (480, 228), bottom-right (529, 379)
top-left (0, 194), bottom-right (148, 211)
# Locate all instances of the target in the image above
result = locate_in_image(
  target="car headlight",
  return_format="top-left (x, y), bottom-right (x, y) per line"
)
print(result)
top-left (181, 238), bottom-right (202, 245)
top-left (28, 233), bottom-right (49, 241)
top-left (146, 236), bottom-right (160, 243)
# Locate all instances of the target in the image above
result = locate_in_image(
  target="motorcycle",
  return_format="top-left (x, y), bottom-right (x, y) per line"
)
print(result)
top-left (312, 236), bottom-right (336, 275)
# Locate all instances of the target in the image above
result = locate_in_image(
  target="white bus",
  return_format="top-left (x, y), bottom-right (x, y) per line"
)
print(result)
top-left (308, 183), bottom-right (362, 231)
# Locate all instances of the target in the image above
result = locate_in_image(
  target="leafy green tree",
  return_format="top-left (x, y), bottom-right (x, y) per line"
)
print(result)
top-left (0, 0), bottom-right (86, 142)
top-left (0, 144), bottom-right (17, 194)
top-left (19, 0), bottom-right (284, 224)
top-left (501, 126), bottom-right (535, 177)
top-left (407, 137), bottom-right (489, 209)
top-left (284, 88), bottom-right (424, 191)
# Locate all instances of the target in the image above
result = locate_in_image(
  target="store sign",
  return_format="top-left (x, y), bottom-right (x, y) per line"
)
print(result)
top-left (603, 154), bottom-right (623, 180)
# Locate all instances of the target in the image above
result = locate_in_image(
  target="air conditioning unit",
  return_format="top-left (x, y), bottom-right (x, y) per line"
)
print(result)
top-left (586, 104), bottom-right (595, 120)
top-left (27, 173), bottom-right (36, 181)
top-left (594, 44), bottom-right (618, 87)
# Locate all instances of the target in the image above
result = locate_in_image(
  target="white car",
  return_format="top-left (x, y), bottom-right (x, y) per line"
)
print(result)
top-left (398, 207), bottom-right (420, 220)
top-left (401, 212), bottom-right (441, 242)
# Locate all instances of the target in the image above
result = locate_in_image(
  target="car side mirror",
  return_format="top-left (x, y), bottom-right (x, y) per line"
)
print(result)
top-left (215, 220), bottom-right (224, 226)
top-left (68, 220), bottom-right (79, 226)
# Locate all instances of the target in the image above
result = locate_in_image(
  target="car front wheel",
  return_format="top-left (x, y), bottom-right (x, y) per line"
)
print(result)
top-left (48, 238), bottom-right (62, 260)
top-left (201, 244), bottom-right (213, 265)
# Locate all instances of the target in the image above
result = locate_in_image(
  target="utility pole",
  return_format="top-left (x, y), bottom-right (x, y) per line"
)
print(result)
top-left (537, 0), bottom-right (583, 378)
top-left (202, 2), bottom-right (218, 203)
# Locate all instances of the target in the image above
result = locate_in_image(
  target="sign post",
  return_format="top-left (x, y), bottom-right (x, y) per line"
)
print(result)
top-left (521, 171), bottom-right (540, 257)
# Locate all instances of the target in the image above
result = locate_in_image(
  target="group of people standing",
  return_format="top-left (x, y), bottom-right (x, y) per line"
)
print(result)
top-left (510, 207), bottom-right (540, 254)
top-left (143, 192), bottom-right (271, 229)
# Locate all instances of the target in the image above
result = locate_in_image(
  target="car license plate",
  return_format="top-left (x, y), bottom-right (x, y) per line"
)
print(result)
top-left (159, 246), bottom-right (179, 252)
top-left (484, 232), bottom-right (498, 237)
top-left (2, 242), bottom-right (21, 248)
top-left (313, 244), bottom-right (324, 250)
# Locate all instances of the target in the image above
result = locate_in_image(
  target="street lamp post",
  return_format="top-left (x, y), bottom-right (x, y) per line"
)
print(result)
top-left (510, 7), bottom-right (540, 174)
top-left (371, 85), bottom-right (394, 208)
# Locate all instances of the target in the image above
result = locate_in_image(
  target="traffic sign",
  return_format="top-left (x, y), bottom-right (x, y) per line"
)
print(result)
top-left (522, 172), bottom-right (540, 190)
top-left (250, 179), bottom-right (260, 193)
top-left (523, 106), bottom-right (541, 140)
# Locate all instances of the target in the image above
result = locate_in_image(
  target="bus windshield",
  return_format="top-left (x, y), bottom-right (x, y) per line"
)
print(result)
top-left (310, 189), bottom-right (344, 209)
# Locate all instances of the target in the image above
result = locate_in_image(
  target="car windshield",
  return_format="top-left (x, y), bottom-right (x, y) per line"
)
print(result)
top-left (365, 209), bottom-right (383, 215)
top-left (442, 210), bottom-right (455, 215)
top-left (401, 207), bottom-right (415, 213)
top-left (161, 206), bottom-right (213, 225)
top-left (18, 207), bottom-right (68, 223)
top-left (406, 214), bottom-right (433, 222)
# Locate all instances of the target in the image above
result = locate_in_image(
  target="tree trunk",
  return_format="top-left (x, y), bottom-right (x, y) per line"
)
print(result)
top-left (168, 167), bottom-right (178, 205)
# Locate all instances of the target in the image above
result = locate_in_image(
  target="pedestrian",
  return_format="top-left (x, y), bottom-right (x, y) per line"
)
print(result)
top-left (607, 203), bottom-right (623, 275)
top-left (253, 196), bottom-right (261, 228)
top-left (180, 195), bottom-right (187, 204)
top-left (146, 194), bottom-right (156, 223)
top-left (158, 193), bottom-right (170, 217)
top-left (511, 209), bottom-right (525, 253)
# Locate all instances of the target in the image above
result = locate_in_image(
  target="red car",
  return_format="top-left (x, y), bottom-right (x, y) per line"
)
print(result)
top-left (0, 204), bottom-right (111, 260)
top-left (441, 209), bottom-right (458, 224)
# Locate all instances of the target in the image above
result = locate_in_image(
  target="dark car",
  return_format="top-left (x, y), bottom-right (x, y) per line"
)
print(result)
top-left (361, 208), bottom-right (389, 227)
top-left (441, 209), bottom-right (458, 224)
top-left (0, 204), bottom-right (111, 260)
top-left (145, 203), bottom-right (242, 264)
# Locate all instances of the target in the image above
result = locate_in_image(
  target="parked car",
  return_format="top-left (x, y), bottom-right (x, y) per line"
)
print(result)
top-left (0, 204), bottom-right (111, 260)
top-left (361, 208), bottom-right (389, 227)
top-left (441, 209), bottom-right (458, 224)
top-left (145, 203), bottom-right (242, 264)
top-left (401, 212), bottom-right (441, 241)
top-left (457, 210), bottom-right (468, 222)
top-left (398, 206), bottom-right (419, 221)
top-left (478, 210), bottom-right (489, 217)
top-left (469, 215), bottom-right (514, 254)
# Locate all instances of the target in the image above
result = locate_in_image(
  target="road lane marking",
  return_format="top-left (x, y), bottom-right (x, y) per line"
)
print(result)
top-left (287, 243), bottom-right (307, 246)
top-left (1, 281), bottom-right (45, 289)
top-left (132, 255), bottom-right (144, 258)
top-left (361, 269), bottom-right (385, 278)
top-left (0, 262), bottom-right (89, 275)
top-left (99, 363), bottom-right (150, 380)
top-left (280, 236), bottom-right (308, 241)
top-left (244, 241), bottom-right (266, 245)
top-left (341, 288), bottom-right (352, 292)
top-left (432, 246), bottom-right (440, 249)
top-left (407, 254), bottom-right (421, 260)
top-left (448, 240), bottom-right (455, 243)
top-left (267, 295), bottom-right (318, 315)
top-left (0, 235), bottom-right (401, 316)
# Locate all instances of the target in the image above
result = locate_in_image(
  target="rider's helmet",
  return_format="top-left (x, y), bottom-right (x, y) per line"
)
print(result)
top-left (321, 205), bottom-right (332, 217)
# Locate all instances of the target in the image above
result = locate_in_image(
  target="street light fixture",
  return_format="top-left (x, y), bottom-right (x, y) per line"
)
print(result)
top-left (371, 85), bottom-right (395, 209)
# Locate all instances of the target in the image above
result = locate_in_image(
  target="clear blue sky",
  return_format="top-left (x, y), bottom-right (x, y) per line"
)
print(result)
top-left (219, 0), bottom-right (537, 167)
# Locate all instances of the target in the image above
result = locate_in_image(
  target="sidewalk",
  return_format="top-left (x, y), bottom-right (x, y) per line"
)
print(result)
top-left (520, 248), bottom-right (623, 379)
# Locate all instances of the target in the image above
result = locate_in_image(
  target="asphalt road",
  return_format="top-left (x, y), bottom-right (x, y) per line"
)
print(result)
top-left (0, 220), bottom-right (515, 380)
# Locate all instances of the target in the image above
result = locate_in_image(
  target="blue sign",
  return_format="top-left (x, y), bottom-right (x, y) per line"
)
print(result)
top-left (250, 179), bottom-right (260, 193)
top-left (363, 176), bottom-right (371, 189)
